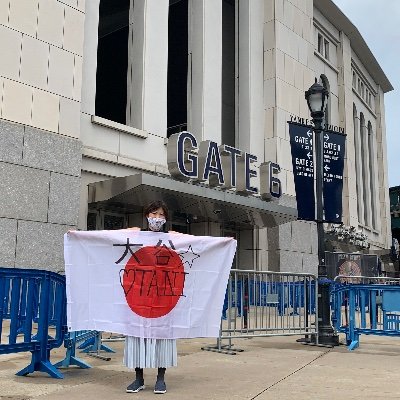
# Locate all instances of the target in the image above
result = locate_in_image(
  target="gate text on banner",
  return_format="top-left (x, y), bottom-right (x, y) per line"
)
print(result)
top-left (288, 122), bottom-right (346, 223)
top-left (288, 122), bottom-right (315, 221)
top-left (322, 130), bottom-right (346, 223)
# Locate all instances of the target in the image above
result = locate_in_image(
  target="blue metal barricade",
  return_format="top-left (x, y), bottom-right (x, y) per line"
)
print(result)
top-left (331, 276), bottom-right (400, 350)
top-left (227, 279), bottom-right (316, 317)
top-left (0, 267), bottom-right (67, 378)
top-left (203, 270), bottom-right (318, 354)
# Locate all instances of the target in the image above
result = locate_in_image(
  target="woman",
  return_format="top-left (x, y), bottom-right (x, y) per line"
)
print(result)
top-left (124, 200), bottom-right (177, 394)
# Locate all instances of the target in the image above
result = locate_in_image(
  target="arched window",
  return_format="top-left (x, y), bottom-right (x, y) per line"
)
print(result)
top-left (368, 121), bottom-right (377, 229)
top-left (359, 113), bottom-right (371, 226)
top-left (353, 104), bottom-right (363, 222)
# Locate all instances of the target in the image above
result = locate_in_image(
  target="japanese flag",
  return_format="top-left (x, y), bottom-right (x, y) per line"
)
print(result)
top-left (64, 230), bottom-right (237, 339)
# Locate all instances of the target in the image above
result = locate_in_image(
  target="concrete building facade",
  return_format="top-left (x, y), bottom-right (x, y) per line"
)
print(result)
top-left (0, 0), bottom-right (393, 273)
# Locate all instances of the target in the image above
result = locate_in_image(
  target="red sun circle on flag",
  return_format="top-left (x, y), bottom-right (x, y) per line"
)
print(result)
top-left (121, 246), bottom-right (186, 318)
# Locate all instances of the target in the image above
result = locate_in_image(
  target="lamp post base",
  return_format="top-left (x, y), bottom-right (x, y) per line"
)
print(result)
top-left (296, 331), bottom-right (340, 347)
top-left (297, 271), bottom-right (340, 347)
top-left (317, 277), bottom-right (340, 346)
top-left (316, 326), bottom-right (340, 346)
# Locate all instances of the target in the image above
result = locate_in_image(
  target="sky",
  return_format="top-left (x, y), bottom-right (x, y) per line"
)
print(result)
top-left (332, 0), bottom-right (399, 187)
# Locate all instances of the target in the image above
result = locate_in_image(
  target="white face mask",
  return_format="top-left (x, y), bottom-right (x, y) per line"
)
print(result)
top-left (147, 217), bottom-right (166, 232)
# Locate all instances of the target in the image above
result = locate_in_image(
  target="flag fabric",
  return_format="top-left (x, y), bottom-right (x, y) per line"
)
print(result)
top-left (64, 230), bottom-right (237, 339)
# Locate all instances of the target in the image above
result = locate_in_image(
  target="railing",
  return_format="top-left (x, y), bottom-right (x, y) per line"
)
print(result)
top-left (0, 267), bottom-right (67, 378)
top-left (203, 269), bottom-right (318, 354)
top-left (167, 123), bottom-right (187, 137)
top-left (331, 275), bottom-right (400, 350)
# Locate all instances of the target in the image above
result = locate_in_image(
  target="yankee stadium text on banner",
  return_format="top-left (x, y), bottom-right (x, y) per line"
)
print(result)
top-left (64, 230), bottom-right (237, 339)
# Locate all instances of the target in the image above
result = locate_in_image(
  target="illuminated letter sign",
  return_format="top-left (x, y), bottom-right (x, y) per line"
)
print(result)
top-left (198, 141), bottom-right (225, 186)
top-left (260, 162), bottom-right (282, 200)
top-left (167, 131), bottom-right (198, 181)
top-left (167, 132), bottom-right (282, 200)
top-left (237, 153), bottom-right (258, 194)
top-left (220, 145), bottom-right (242, 188)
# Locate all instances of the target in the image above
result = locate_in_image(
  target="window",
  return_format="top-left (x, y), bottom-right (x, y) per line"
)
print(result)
top-left (316, 31), bottom-right (330, 60)
top-left (95, 0), bottom-right (130, 124)
top-left (221, 0), bottom-right (236, 147)
top-left (167, 0), bottom-right (189, 137)
top-left (352, 66), bottom-right (375, 109)
top-left (365, 89), bottom-right (373, 107)
top-left (324, 39), bottom-right (329, 60)
top-left (318, 33), bottom-right (323, 54)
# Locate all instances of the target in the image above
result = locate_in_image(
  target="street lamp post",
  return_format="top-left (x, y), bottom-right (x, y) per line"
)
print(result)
top-left (305, 79), bottom-right (339, 346)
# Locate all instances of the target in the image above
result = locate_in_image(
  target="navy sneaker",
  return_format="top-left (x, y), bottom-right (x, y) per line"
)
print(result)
top-left (154, 380), bottom-right (167, 394)
top-left (126, 379), bottom-right (145, 393)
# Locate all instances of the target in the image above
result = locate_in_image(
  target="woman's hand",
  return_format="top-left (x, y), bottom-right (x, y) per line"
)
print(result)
top-left (127, 227), bottom-right (141, 231)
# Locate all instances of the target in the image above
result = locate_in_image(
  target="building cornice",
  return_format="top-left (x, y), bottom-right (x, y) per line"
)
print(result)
top-left (314, 0), bottom-right (393, 93)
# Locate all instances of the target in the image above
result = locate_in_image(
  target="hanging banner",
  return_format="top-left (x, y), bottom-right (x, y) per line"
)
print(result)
top-left (288, 122), bottom-right (315, 220)
top-left (65, 230), bottom-right (237, 339)
top-left (322, 130), bottom-right (346, 223)
top-left (288, 122), bottom-right (346, 223)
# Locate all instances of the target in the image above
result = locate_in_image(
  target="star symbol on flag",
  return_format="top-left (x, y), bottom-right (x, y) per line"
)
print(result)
top-left (179, 245), bottom-right (200, 268)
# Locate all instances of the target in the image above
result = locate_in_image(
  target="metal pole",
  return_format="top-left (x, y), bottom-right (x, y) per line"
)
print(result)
top-left (313, 113), bottom-right (339, 346)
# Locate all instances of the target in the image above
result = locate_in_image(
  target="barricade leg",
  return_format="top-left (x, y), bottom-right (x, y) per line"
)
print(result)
top-left (54, 346), bottom-right (91, 369)
top-left (54, 332), bottom-right (92, 369)
top-left (79, 332), bottom-right (115, 353)
top-left (347, 333), bottom-right (360, 351)
top-left (16, 348), bottom-right (64, 379)
top-left (347, 289), bottom-right (359, 351)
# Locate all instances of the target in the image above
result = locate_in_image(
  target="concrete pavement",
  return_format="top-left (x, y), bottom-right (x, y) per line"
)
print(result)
top-left (1, 334), bottom-right (400, 399)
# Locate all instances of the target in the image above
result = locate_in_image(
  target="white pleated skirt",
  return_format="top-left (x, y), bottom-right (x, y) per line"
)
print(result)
top-left (123, 336), bottom-right (178, 369)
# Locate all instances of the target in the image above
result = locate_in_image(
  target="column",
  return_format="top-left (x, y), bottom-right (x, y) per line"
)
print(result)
top-left (81, 0), bottom-right (100, 115)
top-left (189, 0), bottom-right (222, 142)
top-left (237, 0), bottom-right (264, 160)
top-left (126, 0), bottom-right (169, 136)
top-left (375, 88), bottom-right (391, 247)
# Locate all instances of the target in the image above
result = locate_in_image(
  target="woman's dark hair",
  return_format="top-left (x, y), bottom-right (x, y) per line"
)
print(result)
top-left (144, 200), bottom-right (169, 220)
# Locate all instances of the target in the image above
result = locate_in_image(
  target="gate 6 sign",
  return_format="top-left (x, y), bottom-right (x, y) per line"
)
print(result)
top-left (167, 131), bottom-right (282, 200)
